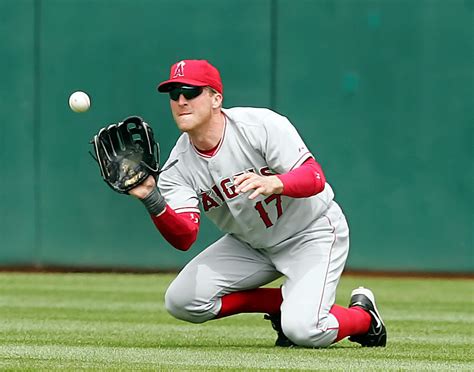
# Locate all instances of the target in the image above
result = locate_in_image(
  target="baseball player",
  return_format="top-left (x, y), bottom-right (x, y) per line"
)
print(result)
top-left (129, 59), bottom-right (387, 348)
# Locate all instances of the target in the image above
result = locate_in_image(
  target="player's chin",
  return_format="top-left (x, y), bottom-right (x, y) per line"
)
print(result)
top-left (176, 117), bottom-right (197, 132)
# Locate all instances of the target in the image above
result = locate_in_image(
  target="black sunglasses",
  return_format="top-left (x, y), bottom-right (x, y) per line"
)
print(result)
top-left (169, 86), bottom-right (204, 101)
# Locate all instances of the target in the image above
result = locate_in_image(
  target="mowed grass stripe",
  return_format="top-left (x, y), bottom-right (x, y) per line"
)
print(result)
top-left (0, 344), bottom-right (472, 371)
top-left (0, 298), bottom-right (165, 312)
top-left (1, 317), bottom-right (472, 340)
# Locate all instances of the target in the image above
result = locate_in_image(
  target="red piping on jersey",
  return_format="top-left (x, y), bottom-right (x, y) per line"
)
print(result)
top-left (277, 157), bottom-right (326, 198)
top-left (174, 206), bottom-right (200, 213)
top-left (150, 205), bottom-right (200, 251)
top-left (316, 214), bottom-right (336, 329)
top-left (195, 140), bottom-right (221, 157)
top-left (289, 151), bottom-right (312, 170)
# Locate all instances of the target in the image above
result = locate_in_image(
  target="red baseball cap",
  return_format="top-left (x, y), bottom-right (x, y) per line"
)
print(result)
top-left (157, 59), bottom-right (223, 94)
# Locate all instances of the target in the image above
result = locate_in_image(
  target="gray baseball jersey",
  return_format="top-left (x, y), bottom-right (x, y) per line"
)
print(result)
top-left (158, 107), bottom-right (334, 248)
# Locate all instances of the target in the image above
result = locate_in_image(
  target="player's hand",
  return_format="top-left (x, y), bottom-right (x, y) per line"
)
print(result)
top-left (128, 175), bottom-right (156, 200)
top-left (234, 173), bottom-right (283, 200)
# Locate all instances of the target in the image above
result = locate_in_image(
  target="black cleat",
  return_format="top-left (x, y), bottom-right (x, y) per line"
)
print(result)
top-left (264, 313), bottom-right (295, 347)
top-left (348, 287), bottom-right (387, 347)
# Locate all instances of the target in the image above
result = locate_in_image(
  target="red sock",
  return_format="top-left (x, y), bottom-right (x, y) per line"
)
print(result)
top-left (216, 288), bottom-right (283, 318)
top-left (330, 304), bottom-right (371, 342)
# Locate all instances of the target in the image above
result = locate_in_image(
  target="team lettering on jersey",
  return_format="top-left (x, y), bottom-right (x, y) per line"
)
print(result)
top-left (200, 166), bottom-right (274, 212)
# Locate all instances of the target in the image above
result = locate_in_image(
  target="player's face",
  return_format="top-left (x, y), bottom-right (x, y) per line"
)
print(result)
top-left (169, 86), bottom-right (218, 133)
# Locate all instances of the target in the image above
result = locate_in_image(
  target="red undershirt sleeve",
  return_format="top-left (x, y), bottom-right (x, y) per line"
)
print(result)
top-left (276, 157), bottom-right (326, 198)
top-left (150, 205), bottom-right (200, 251)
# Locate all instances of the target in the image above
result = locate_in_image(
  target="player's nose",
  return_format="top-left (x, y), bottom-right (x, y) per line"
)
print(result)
top-left (177, 94), bottom-right (188, 105)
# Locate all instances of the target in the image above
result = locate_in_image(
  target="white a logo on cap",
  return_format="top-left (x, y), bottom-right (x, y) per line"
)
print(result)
top-left (173, 61), bottom-right (186, 78)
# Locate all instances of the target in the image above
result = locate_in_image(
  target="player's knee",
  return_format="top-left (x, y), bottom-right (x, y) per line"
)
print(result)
top-left (164, 281), bottom-right (215, 324)
top-left (281, 312), bottom-right (336, 348)
top-left (164, 284), bottom-right (200, 323)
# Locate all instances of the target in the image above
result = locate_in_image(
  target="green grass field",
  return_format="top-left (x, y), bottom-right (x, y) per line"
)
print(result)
top-left (0, 273), bottom-right (472, 371)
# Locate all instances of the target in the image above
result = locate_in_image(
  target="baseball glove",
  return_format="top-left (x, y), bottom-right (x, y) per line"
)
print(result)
top-left (90, 115), bottom-right (166, 194)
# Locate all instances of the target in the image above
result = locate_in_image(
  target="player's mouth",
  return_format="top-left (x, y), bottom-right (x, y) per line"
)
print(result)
top-left (179, 112), bottom-right (192, 116)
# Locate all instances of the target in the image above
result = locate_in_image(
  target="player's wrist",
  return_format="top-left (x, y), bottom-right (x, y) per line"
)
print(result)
top-left (272, 175), bottom-right (284, 194)
top-left (140, 187), bottom-right (166, 216)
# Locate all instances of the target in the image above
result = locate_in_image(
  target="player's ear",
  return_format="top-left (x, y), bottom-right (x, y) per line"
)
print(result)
top-left (211, 93), bottom-right (223, 109)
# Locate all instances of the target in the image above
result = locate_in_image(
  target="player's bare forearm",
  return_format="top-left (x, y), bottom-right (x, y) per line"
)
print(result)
top-left (129, 175), bottom-right (157, 200)
top-left (234, 173), bottom-right (283, 200)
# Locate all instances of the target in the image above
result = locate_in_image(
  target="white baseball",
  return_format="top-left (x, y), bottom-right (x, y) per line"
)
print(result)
top-left (69, 91), bottom-right (91, 112)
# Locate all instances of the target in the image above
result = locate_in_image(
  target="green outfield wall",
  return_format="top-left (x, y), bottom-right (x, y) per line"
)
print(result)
top-left (1, 0), bottom-right (472, 272)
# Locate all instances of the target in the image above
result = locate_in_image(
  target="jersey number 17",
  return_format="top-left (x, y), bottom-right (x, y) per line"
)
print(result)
top-left (254, 194), bottom-right (283, 228)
